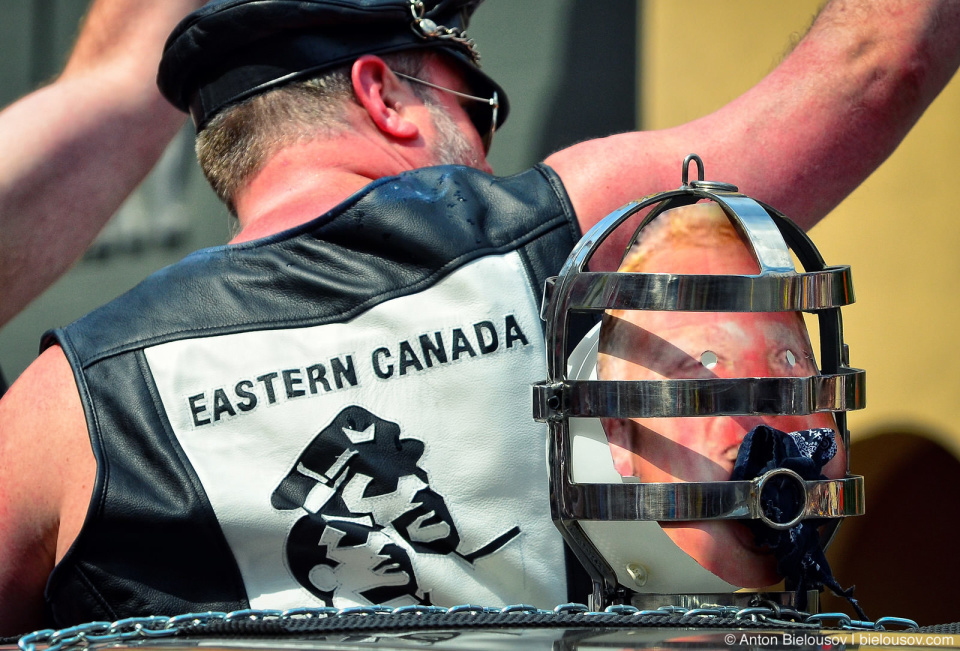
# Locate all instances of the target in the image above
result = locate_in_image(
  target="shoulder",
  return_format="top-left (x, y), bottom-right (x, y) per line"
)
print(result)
top-left (0, 345), bottom-right (91, 537)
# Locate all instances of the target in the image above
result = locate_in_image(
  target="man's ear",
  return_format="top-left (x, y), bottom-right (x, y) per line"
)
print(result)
top-left (351, 55), bottom-right (420, 141)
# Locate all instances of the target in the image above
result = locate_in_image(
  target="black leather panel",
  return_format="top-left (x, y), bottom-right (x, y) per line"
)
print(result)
top-left (45, 351), bottom-right (250, 626)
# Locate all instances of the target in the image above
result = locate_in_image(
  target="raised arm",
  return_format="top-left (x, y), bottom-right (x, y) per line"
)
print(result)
top-left (546, 0), bottom-right (960, 271)
top-left (0, 0), bottom-right (204, 328)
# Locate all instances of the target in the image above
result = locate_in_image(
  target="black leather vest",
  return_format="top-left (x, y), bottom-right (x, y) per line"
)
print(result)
top-left (42, 164), bottom-right (581, 626)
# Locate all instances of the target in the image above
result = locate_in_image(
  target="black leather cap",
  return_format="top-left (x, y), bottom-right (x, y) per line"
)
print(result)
top-left (157, 0), bottom-right (509, 131)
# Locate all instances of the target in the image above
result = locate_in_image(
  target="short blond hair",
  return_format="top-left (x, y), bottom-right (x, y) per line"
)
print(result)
top-left (618, 202), bottom-right (749, 273)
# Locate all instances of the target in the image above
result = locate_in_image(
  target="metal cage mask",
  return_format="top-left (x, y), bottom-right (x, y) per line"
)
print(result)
top-left (534, 155), bottom-right (866, 610)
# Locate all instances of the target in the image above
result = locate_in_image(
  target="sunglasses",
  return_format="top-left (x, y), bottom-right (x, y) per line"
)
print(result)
top-left (392, 70), bottom-right (499, 153)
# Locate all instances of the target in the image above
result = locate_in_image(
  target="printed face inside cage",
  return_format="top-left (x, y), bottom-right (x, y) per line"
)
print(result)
top-left (596, 203), bottom-right (845, 587)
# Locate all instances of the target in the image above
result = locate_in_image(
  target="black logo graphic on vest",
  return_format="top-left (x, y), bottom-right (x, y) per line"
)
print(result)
top-left (271, 406), bottom-right (520, 606)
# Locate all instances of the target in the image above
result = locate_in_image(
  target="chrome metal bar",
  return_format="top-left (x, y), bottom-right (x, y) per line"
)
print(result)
top-left (557, 475), bottom-right (864, 522)
top-left (534, 368), bottom-right (865, 420)
top-left (557, 266), bottom-right (854, 313)
top-left (712, 195), bottom-right (795, 273)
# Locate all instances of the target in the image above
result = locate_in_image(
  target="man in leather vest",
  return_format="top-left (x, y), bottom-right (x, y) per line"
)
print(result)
top-left (1, 0), bottom-right (959, 635)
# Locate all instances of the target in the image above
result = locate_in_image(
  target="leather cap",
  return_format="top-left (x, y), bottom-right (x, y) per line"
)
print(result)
top-left (157, 0), bottom-right (509, 131)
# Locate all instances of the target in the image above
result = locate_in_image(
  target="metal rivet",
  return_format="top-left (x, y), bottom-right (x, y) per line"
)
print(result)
top-left (625, 562), bottom-right (648, 587)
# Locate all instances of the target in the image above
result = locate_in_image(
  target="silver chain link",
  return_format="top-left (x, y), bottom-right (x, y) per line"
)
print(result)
top-left (409, 0), bottom-right (481, 65)
top-left (17, 603), bottom-right (919, 651)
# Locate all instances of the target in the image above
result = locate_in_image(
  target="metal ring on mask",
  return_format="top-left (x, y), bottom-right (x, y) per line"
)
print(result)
top-left (756, 468), bottom-right (808, 530)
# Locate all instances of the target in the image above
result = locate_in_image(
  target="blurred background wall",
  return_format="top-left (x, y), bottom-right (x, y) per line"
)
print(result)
top-left (2, 0), bottom-right (958, 624)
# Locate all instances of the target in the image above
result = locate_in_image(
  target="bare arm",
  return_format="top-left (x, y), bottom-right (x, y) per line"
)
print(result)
top-left (546, 0), bottom-right (960, 271)
top-left (0, 0), bottom-right (204, 328)
top-left (0, 347), bottom-right (93, 636)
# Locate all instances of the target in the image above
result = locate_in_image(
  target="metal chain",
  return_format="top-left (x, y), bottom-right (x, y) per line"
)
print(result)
top-left (17, 603), bottom-right (919, 651)
top-left (409, 0), bottom-right (482, 65)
